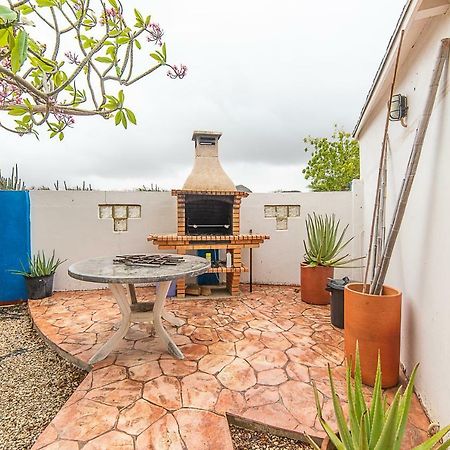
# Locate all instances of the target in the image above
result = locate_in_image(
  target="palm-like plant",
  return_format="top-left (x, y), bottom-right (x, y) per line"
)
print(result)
top-left (12, 250), bottom-right (66, 277)
top-left (303, 213), bottom-right (363, 267)
top-left (309, 349), bottom-right (450, 450)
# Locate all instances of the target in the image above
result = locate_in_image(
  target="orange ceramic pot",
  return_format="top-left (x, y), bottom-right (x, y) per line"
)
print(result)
top-left (300, 264), bottom-right (333, 305)
top-left (344, 283), bottom-right (402, 388)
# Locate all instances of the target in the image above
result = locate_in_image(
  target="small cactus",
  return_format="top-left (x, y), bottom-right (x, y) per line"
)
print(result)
top-left (0, 164), bottom-right (25, 190)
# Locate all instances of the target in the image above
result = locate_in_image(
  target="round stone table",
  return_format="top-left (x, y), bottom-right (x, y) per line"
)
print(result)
top-left (68, 254), bottom-right (210, 364)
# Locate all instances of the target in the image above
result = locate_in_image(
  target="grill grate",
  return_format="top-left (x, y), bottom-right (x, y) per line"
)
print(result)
top-left (113, 254), bottom-right (185, 268)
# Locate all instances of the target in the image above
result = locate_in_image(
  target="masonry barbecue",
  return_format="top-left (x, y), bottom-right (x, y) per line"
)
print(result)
top-left (148, 131), bottom-right (269, 298)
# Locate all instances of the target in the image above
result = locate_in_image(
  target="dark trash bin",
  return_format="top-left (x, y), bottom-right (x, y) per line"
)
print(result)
top-left (326, 277), bottom-right (350, 329)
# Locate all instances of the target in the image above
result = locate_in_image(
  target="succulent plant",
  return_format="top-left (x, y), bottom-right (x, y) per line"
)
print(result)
top-left (309, 348), bottom-right (450, 450)
top-left (12, 251), bottom-right (66, 277)
top-left (303, 213), bottom-right (363, 267)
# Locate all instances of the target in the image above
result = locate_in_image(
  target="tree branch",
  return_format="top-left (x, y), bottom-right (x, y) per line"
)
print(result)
top-left (0, 67), bottom-right (48, 100)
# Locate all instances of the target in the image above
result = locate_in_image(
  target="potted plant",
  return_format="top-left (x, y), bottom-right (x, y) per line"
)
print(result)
top-left (301, 213), bottom-right (361, 305)
top-left (12, 251), bottom-right (66, 299)
top-left (309, 349), bottom-right (450, 450)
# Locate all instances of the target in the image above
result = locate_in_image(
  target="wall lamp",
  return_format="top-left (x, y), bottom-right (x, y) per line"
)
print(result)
top-left (390, 94), bottom-right (408, 126)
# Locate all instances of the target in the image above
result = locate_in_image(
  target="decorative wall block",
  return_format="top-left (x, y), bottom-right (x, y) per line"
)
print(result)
top-left (264, 204), bottom-right (300, 230)
top-left (114, 218), bottom-right (128, 232)
top-left (99, 204), bottom-right (141, 232)
top-left (99, 205), bottom-right (113, 219)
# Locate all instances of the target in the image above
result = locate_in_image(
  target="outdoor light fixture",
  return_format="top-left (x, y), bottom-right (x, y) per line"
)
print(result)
top-left (390, 94), bottom-right (408, 122)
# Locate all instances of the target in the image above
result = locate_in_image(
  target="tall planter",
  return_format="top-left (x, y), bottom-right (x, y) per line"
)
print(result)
top-left (344, 282), bottom-right (401, 388)
top-left (300, 264), bottom-right (333, 305)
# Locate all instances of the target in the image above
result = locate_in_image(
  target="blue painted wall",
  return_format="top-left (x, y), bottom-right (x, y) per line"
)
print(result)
top-left (0, 191), bottom-right (31, 302)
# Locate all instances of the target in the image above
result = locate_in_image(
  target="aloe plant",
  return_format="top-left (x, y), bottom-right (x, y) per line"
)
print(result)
top-left (12, 251), bottom-right (66, 277)
top-left (309, 349), bottom-right (450, 450)
top-left (303, 213), bottom-right (363, 267)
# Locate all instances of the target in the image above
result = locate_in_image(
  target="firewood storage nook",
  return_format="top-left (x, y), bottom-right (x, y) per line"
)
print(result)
top-left (148, 131), bottom-right (269, 298)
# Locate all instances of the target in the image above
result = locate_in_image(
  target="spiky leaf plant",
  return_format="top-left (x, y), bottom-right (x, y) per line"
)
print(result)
top-left (303, 213), bottom-right (364, 267)
top-left (308, 348), bottom-right (450, 450)
top-left (12, 250), bottom-right (66, 277)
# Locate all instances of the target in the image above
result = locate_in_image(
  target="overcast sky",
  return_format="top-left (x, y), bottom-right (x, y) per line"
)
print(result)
top-left (1, 0), bottom-right (405, 192)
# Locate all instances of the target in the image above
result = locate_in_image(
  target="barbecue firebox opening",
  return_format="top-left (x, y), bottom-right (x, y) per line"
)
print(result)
top-left (185, 194), bottom-right (233, 236)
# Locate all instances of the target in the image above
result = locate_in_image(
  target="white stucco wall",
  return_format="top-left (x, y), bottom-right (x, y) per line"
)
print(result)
top-left (357, 14), bottom-right (450, 426)
top-left (30, 189), bottom-right (361, 291)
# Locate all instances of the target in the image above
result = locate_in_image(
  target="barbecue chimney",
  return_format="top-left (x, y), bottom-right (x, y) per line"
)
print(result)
top-left (183, 131), bottom-right (236, 191)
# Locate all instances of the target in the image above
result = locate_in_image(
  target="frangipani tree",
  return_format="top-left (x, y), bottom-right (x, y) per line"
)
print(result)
top-left (0, 0), bottom-right (186, 139)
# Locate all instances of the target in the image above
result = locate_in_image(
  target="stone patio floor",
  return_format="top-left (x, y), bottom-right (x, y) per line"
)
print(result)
top-left (28, 285), bottom-right (430, 450)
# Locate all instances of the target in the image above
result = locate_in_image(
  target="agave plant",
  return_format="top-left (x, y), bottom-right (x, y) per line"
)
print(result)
top-left (309, 348), bottom-right (450, 450)
top-left (12, 251), bottom-right (66, 278)
top-left (303, 213), bottom-right (363, 267)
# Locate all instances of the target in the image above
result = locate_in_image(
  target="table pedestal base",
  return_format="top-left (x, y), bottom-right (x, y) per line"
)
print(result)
top-left (88, 281), bottom-right (184, 365)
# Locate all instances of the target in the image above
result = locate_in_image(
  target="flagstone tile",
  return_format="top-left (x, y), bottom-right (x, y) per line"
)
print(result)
top-left (208, 341), bottom-right (235, 355)
top-left (85, 379), bottom-right (142, 408)
top-left (143, 376), bottom-right (182, 410)
top-left (129, 360), bottom-right (162, 382)
top-left (39, 441), bottom-right (79, 450)
top-left (50, 399), bottom-right (118, 441)
top-left (160, 359), bottom-right (197, 377)
top-left (136, 413), bottom-right (183, 450)
top-left (174, 409), bottom-right (234, 450)
top-left (257, 368), bottom-right (288, 385)
top-left (243, 402), bottom-right (300, 431)
top-left (91, 365), bottom-right (127, 388)
top-left (215, 389), bottom-right (246, 415)
top-left (279, 380), bottom-right (319, 427)
top-left (244, 385), bottom-right (279, 407)
top-left (83, 430), bottom-right (134, 449)
top-left (217, 358), bottom-right (257, 391)
top-left (181, 372), bottom-right (222, 409)
top-left (286, 361), bottom-right (310, 382)
top-left (235, 338), bottom-right (265, 359)
top-left (117, 399), bottom-right (166, 435)
top-left (260, 331), bottom-right (292, 350)
top-left (247, 348), bottom-right (288, 372)
top-left (198, 354), bottom-right (235, 375)
top-left (177, 343), bottom-right (208, 360)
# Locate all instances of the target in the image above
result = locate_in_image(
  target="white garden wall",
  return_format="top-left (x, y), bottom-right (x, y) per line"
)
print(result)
top-left (30, 188), bottom-right (362, 292)
top-left (357, 13), bottom-right (450, 426)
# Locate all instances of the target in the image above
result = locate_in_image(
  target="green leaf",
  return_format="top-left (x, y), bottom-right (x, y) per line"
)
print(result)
top-left (0, 5), bottom-right (17, 22)
top-left (134, 39), bottom-right (141, 50)
top-left (58, 132), bottom-right (64, 141)
top-left (125, 108), bottom-right (136, 125)
top-left (369, 354), bottom-right (385, 448)
top-left (114, 111), bottom-right (122, 126)
top-left (18, 5), bottom-right (34, 15)
top-left (373, 389), bottom-right (401, 450)
top-left (134, 8), bottom-right (144, 26)
top-left (10, 30), bottom-right (28, 74)
top-left (150, 52), bottom-right (163, 63)
top-left (107, 0), bottom-right (118, 9)
top-left (117, 89), bottom-right (124, 104)
top-left (412, 425), bottom-right (450, 450)
top-left (121, 112), bottom-right (127, 129)
top-left (162, 42), bottom-right (167, 60)
top-left (95, 56), bottom-right (113, 63)
top-left (8, 107), bottom-right (28, 116)
top-left (36, 0), bottom-right (56, 7)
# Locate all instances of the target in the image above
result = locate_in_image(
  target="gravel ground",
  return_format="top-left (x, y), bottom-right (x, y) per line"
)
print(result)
top-left (0, 304), bottom-right (86, 450)
top-left (229, 424), bottom-right (314, 450)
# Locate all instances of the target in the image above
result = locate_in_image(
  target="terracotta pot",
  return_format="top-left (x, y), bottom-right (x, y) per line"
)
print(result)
top-left (344, 283), bottom-right (402, 388)
top-left (300, 264), bottom-right (333, 305)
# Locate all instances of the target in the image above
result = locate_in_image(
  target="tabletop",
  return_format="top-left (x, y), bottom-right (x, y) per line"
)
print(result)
top-left (68, 254), bottom-right (210, 284)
